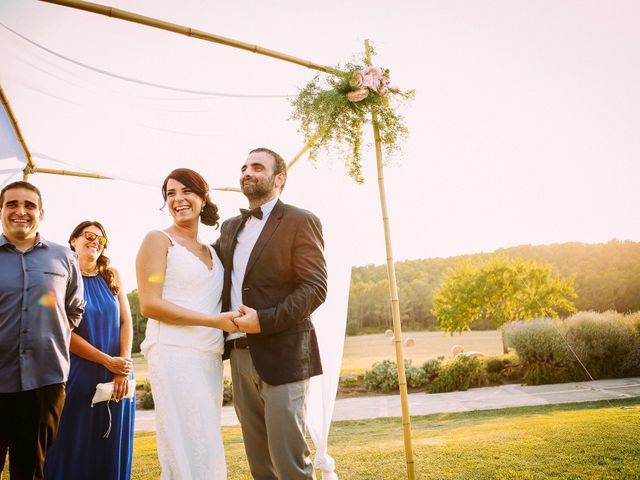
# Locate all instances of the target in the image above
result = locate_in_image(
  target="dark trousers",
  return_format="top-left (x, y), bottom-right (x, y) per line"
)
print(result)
top-left (0, 383), bottom-right (65, 480)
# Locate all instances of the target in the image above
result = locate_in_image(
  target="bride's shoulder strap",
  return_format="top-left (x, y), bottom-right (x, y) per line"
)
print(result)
top-left (157, 230), bottom-right (175, 245)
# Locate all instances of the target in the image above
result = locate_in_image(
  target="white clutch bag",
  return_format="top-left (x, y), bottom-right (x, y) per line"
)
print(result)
top-left (91, 379), bottom-right (137, 406)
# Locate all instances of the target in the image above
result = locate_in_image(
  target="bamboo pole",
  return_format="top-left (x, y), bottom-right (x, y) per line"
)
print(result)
top-left (213, 127), bottom-right (326, 193)
top-left (287, 125), bottom-right (330, 170)
top-left (39, 0), bottom-right (338, 75)
top-left (30, 167), bottom-right (112, 179)
top-left (365, 39), bottom-right (416, 480)
top-left (0, 84), bottom-right (35, 181)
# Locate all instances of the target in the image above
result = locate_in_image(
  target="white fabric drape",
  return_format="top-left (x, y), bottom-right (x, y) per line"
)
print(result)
top-left (285, 166), bottom-right (361, 480)
top-left (307, 221), bottom-right (351, 480)
top-left (0, 99), bottom-right (26, 188)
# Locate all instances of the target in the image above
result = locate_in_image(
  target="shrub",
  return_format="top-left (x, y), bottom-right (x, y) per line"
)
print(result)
top-left (564, 311), bottom-right (640, 379)
top-left (428, 356), bottom-right (486, 393)
top-left (421, 357), bottom-right (444, 383)
top-left (485, 357), bottom-right (506, 374)
top-left (364, 360), bottom-right (398, 392)
top-left (504, 312), bottom-right (640, 385)
top-left (405, 361), bottom-right (427, 388)
top-left (223, 377), bottom-right (233, 404)
top-left (482, 354), bottom-right (522, 384)
top-left (503, 318), bottom-right (574, 385)
top-left (340, 374), bottom-right (359, 387)
top-left (364, 360), bottom-right (427, 391)
top-left (139, 378), bottom-right (155, 410)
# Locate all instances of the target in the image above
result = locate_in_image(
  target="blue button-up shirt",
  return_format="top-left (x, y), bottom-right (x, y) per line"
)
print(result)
top-left (0, 233), bottom-right (85, 392)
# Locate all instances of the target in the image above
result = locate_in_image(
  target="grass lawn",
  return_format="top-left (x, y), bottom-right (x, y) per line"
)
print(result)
top-left (133, 330), bottom-right (504, 383)
top-left (127, 398), bottom-right (640, 480)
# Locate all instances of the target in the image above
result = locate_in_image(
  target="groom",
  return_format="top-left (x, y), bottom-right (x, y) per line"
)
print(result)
top-left (218, 147), bottom-right (327, 479)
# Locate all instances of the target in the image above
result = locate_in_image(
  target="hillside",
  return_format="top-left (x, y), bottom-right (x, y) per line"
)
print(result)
top-left (347, 240), bottom-right (640, 333)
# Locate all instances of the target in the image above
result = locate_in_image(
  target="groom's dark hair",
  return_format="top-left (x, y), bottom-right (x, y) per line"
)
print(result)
top-left (249, 147), bottom-right (287, 191)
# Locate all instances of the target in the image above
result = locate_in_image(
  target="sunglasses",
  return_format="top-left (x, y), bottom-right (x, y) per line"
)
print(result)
top-left (81, 231), bottom-right (108, 247)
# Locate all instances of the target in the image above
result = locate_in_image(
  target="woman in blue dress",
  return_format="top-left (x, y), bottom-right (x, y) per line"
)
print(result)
top-left (45, 221), bottom-right (135, 480)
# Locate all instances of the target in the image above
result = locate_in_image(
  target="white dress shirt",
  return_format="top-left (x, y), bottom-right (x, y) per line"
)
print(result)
top-left (227, 197), bottom-right (278, 341)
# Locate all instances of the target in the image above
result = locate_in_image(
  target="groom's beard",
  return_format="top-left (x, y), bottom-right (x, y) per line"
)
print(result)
top-left (241, 174), bottom-right (276, 201)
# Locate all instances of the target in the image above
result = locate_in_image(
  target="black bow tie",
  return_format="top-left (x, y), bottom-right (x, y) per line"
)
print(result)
top-left (240, 207), bottom-right (263, 221)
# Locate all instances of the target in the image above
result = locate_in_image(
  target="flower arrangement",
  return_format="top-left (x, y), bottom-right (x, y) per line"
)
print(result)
top-left (291, 57), bottom-right (414, 183)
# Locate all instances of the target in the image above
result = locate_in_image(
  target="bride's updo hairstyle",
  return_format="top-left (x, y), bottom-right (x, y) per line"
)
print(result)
top-left (161, 168), bottom-right (220, 228)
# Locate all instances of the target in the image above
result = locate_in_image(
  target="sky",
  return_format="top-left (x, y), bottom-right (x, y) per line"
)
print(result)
top-left (1, 0), bottom-right (639, 291)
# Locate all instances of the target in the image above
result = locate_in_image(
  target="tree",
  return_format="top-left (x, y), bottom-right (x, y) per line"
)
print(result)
top-left (432, 257), bottom-right (578, 333)
top-left (127, 289), bottom-right (148, 353)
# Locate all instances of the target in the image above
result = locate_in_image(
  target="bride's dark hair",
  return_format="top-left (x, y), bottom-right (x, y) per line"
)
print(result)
top-left (161, 168), bottom-right (219, 228)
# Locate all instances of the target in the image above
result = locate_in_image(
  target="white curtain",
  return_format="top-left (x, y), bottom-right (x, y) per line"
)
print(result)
top-left (285, 165), bottom-right (362, 480)
top-left (0, 98), bottom-right (27, 187)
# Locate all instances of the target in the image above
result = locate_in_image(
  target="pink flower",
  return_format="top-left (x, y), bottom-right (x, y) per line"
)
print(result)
top-left (346, 88), bottom-right (370, 102)
top-left (362, 66), bottom-right (383, 91)
top-left (380, 76), bottom-right (390, 88)
top-left (378, 86), bottom-right (389, 97)
top-left (350, 70), bottom-right (364, 88)
top-left (364, 66), bottom-right (383, 79)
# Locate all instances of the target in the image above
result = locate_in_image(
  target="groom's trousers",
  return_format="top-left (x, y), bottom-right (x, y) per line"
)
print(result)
top-left (230, 348), bottom-right (315, 480)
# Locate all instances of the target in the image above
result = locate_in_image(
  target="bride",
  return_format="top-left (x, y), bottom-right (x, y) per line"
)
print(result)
top-left (137, 168), bottom-right (239, 479)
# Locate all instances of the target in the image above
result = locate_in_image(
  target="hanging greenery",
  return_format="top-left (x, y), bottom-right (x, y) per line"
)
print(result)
top-left (291, 55), bottom-right (414, 183)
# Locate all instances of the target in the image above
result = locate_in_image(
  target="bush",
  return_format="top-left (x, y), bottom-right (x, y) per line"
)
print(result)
top-left (364, 360), bottom-right (427, 391)
top-left (421, 357), bottom-right (444, 383)
top-left (139, 378), bottom-right (155, 410)
top-left (503, 318), bottom-right (574, 384)
top-left (223, 377), bottom-right (233, 404)
top-left (564, 311), bottom-right (640, 379)
top-left (428, 356), bottom-right (486, 393)
top-left (340, 374), bottom-right (359, 387)
top-left (504, 312), bottom-right (640, 385)
top-left (405, 361), bottom-right (427, 388)
top-left (485, 358), bottom-right (506, 374)
top-left (364, 360), bottom-right (398, 392)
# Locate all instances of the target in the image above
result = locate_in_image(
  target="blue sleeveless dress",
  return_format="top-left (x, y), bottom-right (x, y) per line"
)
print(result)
top-left (44, 274), bottom-right (135, 480)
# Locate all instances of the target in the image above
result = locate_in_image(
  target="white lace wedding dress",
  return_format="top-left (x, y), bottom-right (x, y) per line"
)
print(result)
top-left (141, 232), bottom-right (226, 480)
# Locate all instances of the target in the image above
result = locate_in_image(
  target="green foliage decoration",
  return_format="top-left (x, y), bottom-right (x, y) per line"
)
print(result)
top-left (433, 256), bottom-right (578, 333)
top-left (291, 52), bottom-right (414, 183)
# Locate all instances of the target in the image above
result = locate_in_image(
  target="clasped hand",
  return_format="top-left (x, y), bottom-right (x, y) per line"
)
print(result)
top-left (112, 374), bottom-right (130, 402)
top-left (233, 304), bottom-right (261, 334)
top-left (217, 305), bottom-right (261, 334)
top-left (106, 356), bottom-right (133, 376)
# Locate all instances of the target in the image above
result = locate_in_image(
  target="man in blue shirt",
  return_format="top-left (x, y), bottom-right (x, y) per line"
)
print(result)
top-left (0, 181), bottom-right (85, 479)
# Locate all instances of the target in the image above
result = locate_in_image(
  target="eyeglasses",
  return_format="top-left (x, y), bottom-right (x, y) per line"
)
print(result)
top-left (81, 231), bottom-right (108, 247)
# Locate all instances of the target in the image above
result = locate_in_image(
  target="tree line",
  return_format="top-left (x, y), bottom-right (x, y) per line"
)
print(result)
top-left (128, 240), bottom-right (640, 350)
top-left (347, 240), bottom-right (640, 334)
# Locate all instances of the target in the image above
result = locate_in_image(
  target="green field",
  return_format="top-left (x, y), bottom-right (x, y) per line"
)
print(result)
top-left (133, 330), bottom-right (504, 382)
top-left (4, 398), bottom-right (639, 479)
top-left (128, 398), bottom-right (640, 480)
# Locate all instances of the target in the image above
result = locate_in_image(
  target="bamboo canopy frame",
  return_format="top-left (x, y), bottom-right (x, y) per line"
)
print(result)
top-left (28, 2), bottom-right (418, 478)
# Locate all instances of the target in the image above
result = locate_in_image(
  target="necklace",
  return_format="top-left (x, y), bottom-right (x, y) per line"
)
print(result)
top-left (81, 268), bottom-right (99, 277)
